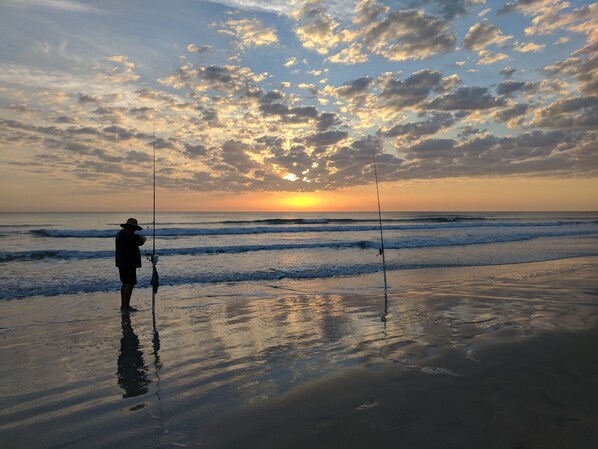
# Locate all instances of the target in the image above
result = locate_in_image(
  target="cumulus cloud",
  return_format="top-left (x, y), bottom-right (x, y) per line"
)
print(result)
top-left (216, 18), bottom-right (278, 50)
top-left (404, 0), bottom-right (487, 19)
top-left (353, 0), bottom-right (388, 24)
top-left (497, 0), bottom-right (546, 15)
top-left (160, 64), bottom-right (266, 95)
top-left (362, 10), bottom-right (456, 61)
top-left (425, 86), bottom-right (504, 111)
top-left (493, 103), bottom-right (530, 125)
top-left (327, 43), bottom-right (369, 64)
top-left (187, 44), bottom-right (212, 54)
top-left (379, 69), bottom-right (444, 109)
top-left (545, 53), bottom-right (598, 95)
top-left (498, 0), bottom-right (597, 41)
top-left (463, 20), bottom-right (512, 51)
top-left (293, 1), bottom-right (352, 55)
top-left (184, 142), bottom-right (209, 158)
top-left (513, 41), bottom-right (545, 53)
top-left (283, 57), bottom-right (297, 67)
top-left (477, 50), bottom-right (509, 65)
top-left (500, 67), bottom-right (517, 78)
top-left (496, 80), bottom-right (537, 96)
top-left (303, 130), bottom-right (349, 146)
top-left (378, 112), bottom-right (456, 139)
top-left (531, 96), bottom-right (598, 130)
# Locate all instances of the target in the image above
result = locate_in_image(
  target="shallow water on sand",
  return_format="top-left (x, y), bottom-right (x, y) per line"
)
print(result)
top-left (1, 257), bottom-right (597, 448)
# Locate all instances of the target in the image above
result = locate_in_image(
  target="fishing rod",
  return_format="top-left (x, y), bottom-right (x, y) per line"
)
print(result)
top-left (371, 148), bottom-right (388, 292)
top-left (150, 124), bottom-right (160, 323)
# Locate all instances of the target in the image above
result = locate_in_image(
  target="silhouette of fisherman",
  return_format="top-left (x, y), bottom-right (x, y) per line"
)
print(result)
top-left (117, 313), bottom-right (150, 398)
top-left (115, 218), bottom-right (146, 312)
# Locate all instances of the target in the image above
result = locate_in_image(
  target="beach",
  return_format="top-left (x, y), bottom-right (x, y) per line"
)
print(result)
top-left (1, 256), bottom-right (597, 448)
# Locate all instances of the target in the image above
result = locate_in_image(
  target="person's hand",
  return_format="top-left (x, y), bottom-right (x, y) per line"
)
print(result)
top-left (137, 235), bottom-right (147, 246)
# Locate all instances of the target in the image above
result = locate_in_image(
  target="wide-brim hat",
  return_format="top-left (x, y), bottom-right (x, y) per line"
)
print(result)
top-left (120, 217), bottom-right (143, 231)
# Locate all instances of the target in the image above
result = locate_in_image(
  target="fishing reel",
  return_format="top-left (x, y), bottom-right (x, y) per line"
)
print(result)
top-left (148, 254), bottom-right (160, 264)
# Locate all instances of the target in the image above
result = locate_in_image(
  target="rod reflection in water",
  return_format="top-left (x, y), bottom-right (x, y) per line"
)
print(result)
top-left (117, 313), bottom-right (151, 398)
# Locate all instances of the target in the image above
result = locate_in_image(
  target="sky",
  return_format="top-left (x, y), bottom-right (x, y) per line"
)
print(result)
top-left (0, 0), bottom-right (596, 212)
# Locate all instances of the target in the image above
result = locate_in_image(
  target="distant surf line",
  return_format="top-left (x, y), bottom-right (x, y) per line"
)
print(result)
top-left (30, 220), bottom-right (598, 239)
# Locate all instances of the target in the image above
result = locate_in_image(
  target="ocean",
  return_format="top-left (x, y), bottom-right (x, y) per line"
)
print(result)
top-left (1, 211), bottom-right (597, 300)
top-left (2, 212), bottom-right (598, 448)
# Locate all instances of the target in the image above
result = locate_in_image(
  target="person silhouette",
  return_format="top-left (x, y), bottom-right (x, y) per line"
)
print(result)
top-left (115, 218), bottom-right (146, 312)
top-left (117, 313), bottom-right (150, 398)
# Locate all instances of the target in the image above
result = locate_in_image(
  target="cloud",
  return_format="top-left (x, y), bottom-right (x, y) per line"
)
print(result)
top-left (324, 136), bottom-right (403, 186)
top-left (354, 0), bottom-right (388, 24)
top-left (202, 0), bottom-right (291, 14)
top-left (545, 53), bottom-right (598, 95)
top-left (327, 43), bottom-right (369, 64)
top-left (463, 20), bottom-right (512, 51)
top-left (160, 64), bottom-right (266, 96)
top-left (500, 67), bottom-right (517, 78)
top-left (293, 1), bottom-right (353, 55)
top-left (217, 18), bottom-right (278, 50)
top-left (406, 138), bottom-right (456, 159)
top-left (425, 87), bottom-right (504, 111)
top-left (378, 112), bottom-right (456, 139)
top-left (523, 2), bottom-right (597, 37)
top-left (78, 93), bottom-right (100, 104)
top-left (3, 1), bottom-right (597, 198)
top-left (497, 0), bottom-right (546, 15)
top-left (219, 140), bottom-right (258, 172)
top-left (531, 96), bottom-right (598, 130)
top-left (335, 76), bottom-right (374, 98)
top-left (98, 56), bottom-right (139, 83)
top-left (303, 130), bottom-right (349, 147)
top-left (283, 57), bottom-right (297, 67)
top-left (362, 10), bottom-right (456, 61)
top-left (477, 50), bottom-right (509, 65)
top-left (379, 69), bottom-right (444, 109)
top-left (492, 103), bottom-right (530, 125)
top-left (404, 0), bottom-right (487, 20)
top-left (184, 142), bottom-right (209, 158)
top-left (7, 0), bottom-right (104, 13)
top-left (513, 42), bottom-right (545, 53)
top-left (187, 44), bottom-right (212, 54)
top-left (496, 80), bottom-right (537, 96)
top-left (498, 1), bottom-right (597, 42)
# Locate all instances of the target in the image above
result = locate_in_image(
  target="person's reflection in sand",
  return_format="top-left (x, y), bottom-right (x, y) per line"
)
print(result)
top-left (117, 313), bottom-right (150, 398)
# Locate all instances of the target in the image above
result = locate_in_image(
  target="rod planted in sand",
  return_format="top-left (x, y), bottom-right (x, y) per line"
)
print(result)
top-left (371, 148), bottom-right (388, 291)
top-left (150, 124), bottom-right (160, 320)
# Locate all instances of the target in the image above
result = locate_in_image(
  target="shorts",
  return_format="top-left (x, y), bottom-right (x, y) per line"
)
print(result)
top-left (119, 267), bottom-right (138, 285)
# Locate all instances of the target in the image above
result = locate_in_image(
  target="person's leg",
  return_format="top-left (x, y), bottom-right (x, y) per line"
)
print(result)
top-left (121, 283), bottom-right (134, 309)
top-left (119, 267), bottom-right (138, 311)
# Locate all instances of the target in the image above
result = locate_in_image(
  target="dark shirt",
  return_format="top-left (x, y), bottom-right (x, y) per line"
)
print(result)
top-left (115, 229), bottom-right (143, 269)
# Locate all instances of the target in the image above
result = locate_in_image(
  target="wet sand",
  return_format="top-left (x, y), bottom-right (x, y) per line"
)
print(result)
top-left (202, 324), bottom-right (598, 449)
top-left (1, 257), bottom-right (597, 448)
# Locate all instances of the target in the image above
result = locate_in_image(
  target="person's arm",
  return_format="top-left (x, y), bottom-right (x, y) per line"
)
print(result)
top-left (136, 234), bottom-right (147, 246)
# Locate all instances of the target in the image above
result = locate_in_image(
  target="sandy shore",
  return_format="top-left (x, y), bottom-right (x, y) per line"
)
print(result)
top-left (1, 257), bottom-right (597, 448)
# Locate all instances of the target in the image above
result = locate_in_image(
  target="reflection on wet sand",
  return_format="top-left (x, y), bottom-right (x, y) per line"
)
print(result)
top-left (117, 314), bottom-right (150, 398)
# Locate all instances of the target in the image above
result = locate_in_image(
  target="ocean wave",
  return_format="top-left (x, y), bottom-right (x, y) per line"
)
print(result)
top-left (2, 254), bottom-right (596, 300)
top-left (30, 220), bottom-right (598, 239)
top-left (220, 215), bottom-right (488, 225)
top-left (7, 229), bottom-right (598, 262)
top-left (110, 215), bottom-right (489, 227)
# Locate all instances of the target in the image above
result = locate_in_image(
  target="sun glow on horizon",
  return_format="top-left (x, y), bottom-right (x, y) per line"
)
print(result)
top-left (278, 193), bottom-right (322, 210)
